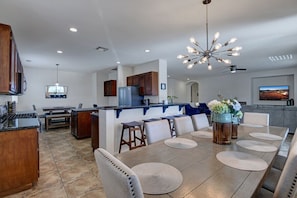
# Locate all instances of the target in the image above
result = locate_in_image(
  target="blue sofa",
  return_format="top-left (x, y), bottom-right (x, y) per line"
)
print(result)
top-left (185, 103), bottom-right (211, 116)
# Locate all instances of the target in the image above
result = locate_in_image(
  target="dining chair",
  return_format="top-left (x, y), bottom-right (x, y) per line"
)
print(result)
top-left (78, 103), bottom-right (83, 109)
top-left (243, 112), bottom-right (269, 126)
top-left (144, 119), bottom-right (172, 144)
top-left (191, 113), bottom-right (210, 130)
top-left (273, 128), bottom-right (297, 171)
top-left (174, 116), bottom-right (194, 136)
top-left (94, 148), bottom-right (144, 198)
top-left (255, 137), bottom-right (297, 198)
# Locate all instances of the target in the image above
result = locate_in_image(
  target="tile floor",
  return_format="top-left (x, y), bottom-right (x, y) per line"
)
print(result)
top-left (5, 128), bottom-right (107, 198)
top-left (4, 128), bottom-right (293, 198)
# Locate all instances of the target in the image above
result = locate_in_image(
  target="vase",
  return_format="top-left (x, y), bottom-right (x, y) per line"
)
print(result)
top-left (212, 113), bottom-right (232, 144)
top-left (231, 116), bottom-right (239, 139)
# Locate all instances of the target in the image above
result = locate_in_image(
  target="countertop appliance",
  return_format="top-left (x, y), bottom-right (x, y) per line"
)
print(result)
top-left (118, 86), bottom-right (144, 106)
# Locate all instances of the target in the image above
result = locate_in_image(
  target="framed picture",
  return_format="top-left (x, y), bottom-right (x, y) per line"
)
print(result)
top-left (161, 83), bottom-right (166, 90)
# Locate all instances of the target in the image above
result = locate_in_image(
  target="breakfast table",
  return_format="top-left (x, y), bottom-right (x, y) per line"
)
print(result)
top-left (116, 124), bottom-right (288, 198)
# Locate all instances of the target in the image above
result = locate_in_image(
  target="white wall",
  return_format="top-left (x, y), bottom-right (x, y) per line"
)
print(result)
top-left (12, 67), bottom-right (96, 113)
top-left (167, 66), bottom-right (297, 106)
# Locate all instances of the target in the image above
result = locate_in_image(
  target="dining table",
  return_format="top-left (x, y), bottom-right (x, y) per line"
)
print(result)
top-left (116, 124), bottom-right (288, 198)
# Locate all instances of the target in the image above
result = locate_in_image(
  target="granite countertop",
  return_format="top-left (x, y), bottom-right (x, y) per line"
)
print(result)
top-left (0, 118), bottom-right (39, 132)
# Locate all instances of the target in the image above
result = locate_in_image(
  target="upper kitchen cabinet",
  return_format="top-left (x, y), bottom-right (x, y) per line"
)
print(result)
top-left (127, 71), bottom-right (158, 96)
top-left (104, 80), bottom-right (117, 96)
top-left (0, 23), bottom-right (25, 95)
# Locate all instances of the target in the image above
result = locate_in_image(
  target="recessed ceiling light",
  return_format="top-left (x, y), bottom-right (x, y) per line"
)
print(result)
top-left (116, 61), bottom-right (121, 64)
top-left (57, 50), bottom-right (63, 54)
top-left (69, 27), bottom-right (78, 32)
top-left (144, 49), bottom-right (150, 53)
top-left (268, 54), bottom-right (293, 62)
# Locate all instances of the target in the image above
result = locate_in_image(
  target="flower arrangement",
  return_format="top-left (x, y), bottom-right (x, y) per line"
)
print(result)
top-left (207, 98), bottom-right (243, 119)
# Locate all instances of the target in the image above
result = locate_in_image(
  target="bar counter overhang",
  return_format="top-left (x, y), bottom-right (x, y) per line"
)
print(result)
top-left (98, 103), bottom-right (187, 154)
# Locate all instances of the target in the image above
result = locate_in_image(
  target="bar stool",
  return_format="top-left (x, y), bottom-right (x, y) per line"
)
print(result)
top-left (119, 121), bottom-right (146, 153)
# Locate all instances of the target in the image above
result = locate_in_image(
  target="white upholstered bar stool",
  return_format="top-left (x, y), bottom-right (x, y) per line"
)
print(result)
top-left (94, 148), bottom-right (144, 198)
top-left (243, 112), bottom-right (270, 126)
top-left (144, 119), bottom-right (172, 145)
top-left (191, 113), bottom-right (210, 130)
top-left (174, 116), bottom-right (195, 136)
top-left (255, 136), bottom-right (297, 198)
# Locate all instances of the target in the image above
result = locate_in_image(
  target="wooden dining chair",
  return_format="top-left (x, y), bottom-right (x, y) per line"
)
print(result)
top-left (174, 116), bottom-right (194, 136)
top-left (256, 132), bottom-right (297, 198)
top-left (243, 112), bottom-right (269, 126)
top-left (273, 128), bottom-right (297, 171)
top-left (191, 113), bottom-right (210, 130)
top-left (94, 148), bottom-right (144, 198)
top-left (144, 119), bottom-right (172, 144)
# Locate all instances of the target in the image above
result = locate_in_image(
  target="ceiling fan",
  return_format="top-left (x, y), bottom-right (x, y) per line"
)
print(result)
top-left (229, 65), bottom-right (247, 73)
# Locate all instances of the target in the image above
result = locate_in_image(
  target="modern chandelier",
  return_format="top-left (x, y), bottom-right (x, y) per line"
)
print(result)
top-left (177, 0), bottom-right (242, 70)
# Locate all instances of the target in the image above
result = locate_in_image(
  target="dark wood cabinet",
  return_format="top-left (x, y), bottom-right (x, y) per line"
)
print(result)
top-left (126, 71), bottom-right (158, 96)
top-left (104, 80), bottom-right (117, 96)
top-left (0, 23), bottom-right (24, 95)
top-left (71, 109), bottom-right (98, 139)
top-left (0, 129), bottom-right (39, 196)
top-left (91, 112), bottom-right (99, 151)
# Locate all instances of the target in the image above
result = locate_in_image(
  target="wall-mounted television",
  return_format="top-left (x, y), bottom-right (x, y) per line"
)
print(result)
top-left (259, 85), bottom-right (289, 100)
top-left (45, 85), bottom-right (68, 99)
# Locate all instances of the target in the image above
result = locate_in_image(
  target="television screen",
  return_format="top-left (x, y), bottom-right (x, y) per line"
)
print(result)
top-left (259, 85), bottom-right (289, 100)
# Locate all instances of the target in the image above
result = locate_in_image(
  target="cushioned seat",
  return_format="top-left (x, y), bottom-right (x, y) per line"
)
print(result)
top-left (144, 119), bottom-right (172, 144)
top-left (191, 113), bottom-right (210, 130)
top-left (94, 148), bottom-right (144, 198)
top-left (174, 116), bottom-right (195, 136)
top-left (243, 112), bottom-right (269, 126)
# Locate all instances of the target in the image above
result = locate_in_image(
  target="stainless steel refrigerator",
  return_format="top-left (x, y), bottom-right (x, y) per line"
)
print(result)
top-left (118, 86), bottom-right (144, 106)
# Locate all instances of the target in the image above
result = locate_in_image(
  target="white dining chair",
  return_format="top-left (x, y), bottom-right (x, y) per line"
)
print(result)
top-left (94, 148), bottom-right (144, 198)
top-left (243, 112), bottom-right (269, 126)
top-left (174, 116), bottom-right (195, 136)
top-left (191, 113), bottom-right (210, 130)
top-left (144, 119), bottom-right (172, 144)
top-left (273, 128), bottom-right (297, 171)
top-left (256, 131), bottom-right (297, 198)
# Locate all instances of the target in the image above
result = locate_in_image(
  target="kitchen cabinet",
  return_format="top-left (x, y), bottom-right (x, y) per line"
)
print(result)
top-left (91, 112), bottom-right (99, 151)
top-left (0, 129), bottom-right (39, 196)
top-left (71, 109), bottom-right (98, 139)
top-left (127, 71), bottom-right (158, 96)
top-left (104, 80), bottom-right (117, 96)
top-left (0, 23), bottom-right (25, 95)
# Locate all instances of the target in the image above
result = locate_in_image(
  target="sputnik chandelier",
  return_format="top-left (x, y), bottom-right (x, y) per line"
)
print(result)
top-left (177, 0), bottom-right (242, 70)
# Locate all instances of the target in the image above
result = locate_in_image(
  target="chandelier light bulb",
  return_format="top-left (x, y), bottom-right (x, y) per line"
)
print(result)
top-left (187, 64), bottom-right (194, 69)
top-left (187, 46), bottom-right (196, 53)
top-left (214, 43), bottom-right (222, 50)
top-left (228, 38), bottom-right (237, 44)
top-left (208, 64), bottom-right (212, 70)
top-left (212, 32), bottom-right (220, 43)
top-left (177, 54), bottom-right (185, 59)
top-left (232, 46), bottom-right (242, 51)
top-left (183, 59), bottom-right (190, 64)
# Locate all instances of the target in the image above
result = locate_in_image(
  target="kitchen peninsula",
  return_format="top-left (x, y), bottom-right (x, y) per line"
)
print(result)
top-left (98, 103), bottom-right (187, 154)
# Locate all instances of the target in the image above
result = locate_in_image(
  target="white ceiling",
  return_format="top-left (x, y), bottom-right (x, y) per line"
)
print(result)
top-left (0, 0), bottom-right (297, 81)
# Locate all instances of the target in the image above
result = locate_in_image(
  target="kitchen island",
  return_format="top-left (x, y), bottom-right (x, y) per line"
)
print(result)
top-left (98, 103), bottom-right (187, 154)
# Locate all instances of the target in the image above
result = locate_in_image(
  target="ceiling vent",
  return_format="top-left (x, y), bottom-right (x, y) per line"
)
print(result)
top-left (269, 54), bottom-right (293, 62)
